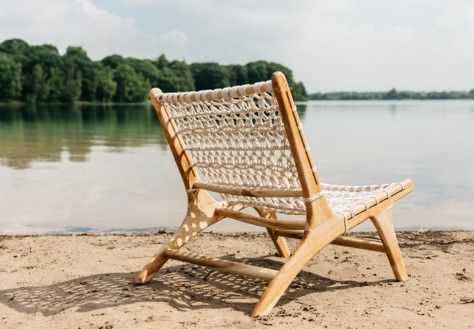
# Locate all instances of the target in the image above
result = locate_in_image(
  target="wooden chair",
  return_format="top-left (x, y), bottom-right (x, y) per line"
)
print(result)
top-left (135, 71), bottom-right (414, 316)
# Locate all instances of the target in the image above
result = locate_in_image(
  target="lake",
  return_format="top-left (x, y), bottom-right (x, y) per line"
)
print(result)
top-left (0, 101), bottom-right (473, 234)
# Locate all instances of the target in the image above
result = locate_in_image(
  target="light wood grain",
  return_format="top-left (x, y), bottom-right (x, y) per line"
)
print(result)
top-left (165, 249), bottom-right (277, 281)
top-left (215, 208), bottom-right (305, 231)
top-left (255, 207), bottom-right (291, 258)
top-left (371, 208), bottom-right (408, 281)
top-left (136, 73), bottom-right (414, 316)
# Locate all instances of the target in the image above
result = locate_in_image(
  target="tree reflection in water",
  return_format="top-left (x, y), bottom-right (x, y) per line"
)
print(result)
top-left (0, 103), bottom-right (167, 169)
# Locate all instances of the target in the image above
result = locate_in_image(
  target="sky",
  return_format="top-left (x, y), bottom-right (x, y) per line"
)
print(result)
top-left (1, 0), bottom-right (473, 92)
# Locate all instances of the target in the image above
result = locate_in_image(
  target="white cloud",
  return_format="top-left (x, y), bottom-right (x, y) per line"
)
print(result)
top-left (159, 30), bottom-right (188, 59)
top-left (1, 0), bottom-right (473, 91)
top-left (0, 0), bottom-right (188, 60)
top-left (160, 0), bottom-right (474, 91)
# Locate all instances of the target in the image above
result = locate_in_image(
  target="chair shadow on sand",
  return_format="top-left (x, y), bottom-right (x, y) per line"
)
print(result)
top-left (0, 256), bottom-right (392, 316)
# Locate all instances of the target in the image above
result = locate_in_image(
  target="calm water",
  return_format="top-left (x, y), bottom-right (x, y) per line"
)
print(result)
top-left (0, 101), bottom-right (473, 234)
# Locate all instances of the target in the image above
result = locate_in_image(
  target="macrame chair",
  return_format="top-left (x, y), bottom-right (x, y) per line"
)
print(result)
top-left (135, 72), bottom-right (414, 316)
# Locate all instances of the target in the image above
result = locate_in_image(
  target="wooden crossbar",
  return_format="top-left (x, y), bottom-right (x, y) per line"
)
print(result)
top-left (215, 208), bottom-right (306, 231)
top-left (331, 236), bottom-right (385, 252)
top-left (165, 249), bottom-right (277, 281)
top-left (275, 230), bottom-right (385, 252)
top-left (193, 182), bottom-right (303, 198)
top-left (274, 230), bottom-right (304, 239)
top-left (137, 72), bottom-right (414, 316)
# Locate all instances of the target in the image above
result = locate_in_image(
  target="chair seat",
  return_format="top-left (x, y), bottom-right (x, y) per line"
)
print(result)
top-left (223, 181), bottom-right (408, 218)
top-left (322, 182), bottom-right (405, 220)
top-left (142, 72), bottom-right (413, 316)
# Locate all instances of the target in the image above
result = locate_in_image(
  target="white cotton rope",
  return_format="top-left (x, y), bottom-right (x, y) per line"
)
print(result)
top-left (157, 79), bottom-right (408, 219)
top-left (303, 191), bottom-right (325, 203)
top-left (158, 80), bottom-right (273, 104)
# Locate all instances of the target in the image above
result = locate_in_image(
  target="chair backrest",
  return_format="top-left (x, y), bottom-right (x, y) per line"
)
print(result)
top-left (150, 72), bottom-right (331, 220)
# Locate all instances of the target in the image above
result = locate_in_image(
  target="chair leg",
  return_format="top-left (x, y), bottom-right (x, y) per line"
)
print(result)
top-left (134, 246), bottom-right (169, 284)
top-left (371, 208), bottom-right (408, 281)
top-left (254, 208), bottom-right (291, 258)
top-left (266, 228), bottom-right (291, 258)
top-left (135, 191), bottom-right (223, 284)
top-left (252, 219), bottom-right (342, 316)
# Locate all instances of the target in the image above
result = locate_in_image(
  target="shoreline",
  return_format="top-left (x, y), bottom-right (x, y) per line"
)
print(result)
top-left (1, 228), bottom-right (472, 237)
top-left (2, 99), bottom-right (474, 107)
top-left (1, 230), bottom-right (472, 328)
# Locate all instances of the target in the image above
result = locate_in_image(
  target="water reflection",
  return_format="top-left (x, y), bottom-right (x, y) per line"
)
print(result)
top-left (0, 101), bottom-right (473, 232)
top-left (0, 104), bottom-right (166, 169)
top-left (0, 103), bottom-right (307, 170)
top-left (295, 102), bottom-right (307, 119)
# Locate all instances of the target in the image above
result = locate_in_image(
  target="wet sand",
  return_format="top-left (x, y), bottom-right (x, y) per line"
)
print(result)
top-left (0, 231), bottom-right (473, 328)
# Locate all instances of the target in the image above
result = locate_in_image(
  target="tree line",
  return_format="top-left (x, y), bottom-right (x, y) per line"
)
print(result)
top-left (0, 38), bottom-right (307, 103)
top-left (309, 88), bottom-right (474, 100)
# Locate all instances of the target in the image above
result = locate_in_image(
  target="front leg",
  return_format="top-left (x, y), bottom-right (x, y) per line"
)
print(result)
top-left (252, 218), bottom-right (344, 316)
top-left (371, 207), bottom-right (408, 281)
top-left (135, 190), bottom-right (222, 284)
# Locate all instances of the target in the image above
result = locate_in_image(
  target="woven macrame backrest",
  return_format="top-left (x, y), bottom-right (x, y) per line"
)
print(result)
top-left (155, 80), bottom-right (307, 215)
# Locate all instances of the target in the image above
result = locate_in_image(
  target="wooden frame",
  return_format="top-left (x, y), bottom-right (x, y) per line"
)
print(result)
top-left (135, 72), bottom-right (414, 316)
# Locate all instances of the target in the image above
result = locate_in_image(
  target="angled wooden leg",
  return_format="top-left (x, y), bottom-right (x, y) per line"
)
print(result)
top-left (252, 219), bottom-right (343, 316)
top-left (134, 245), bottom-right (169, 284)
top-left (254, 208), bottom-right (291, 258)
top-left (266, 229), bottom-right (291, 258)
top-left (371, 208), bottom-right (408, 281)
top-left (135, 191), bottom-right (223, 284)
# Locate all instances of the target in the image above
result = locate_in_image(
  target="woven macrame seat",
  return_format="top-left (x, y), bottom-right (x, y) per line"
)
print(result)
top-left (135, 72), bottom-right (414, 316)
top-left (322, 182), bottom-right (404, 219)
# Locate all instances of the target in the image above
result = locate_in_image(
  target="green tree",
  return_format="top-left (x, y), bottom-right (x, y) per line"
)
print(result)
top-left (0, 38), bottom-right (29, 54)
top-left (154, 67), bottom-right (178, 92)
top-left (96, 67), bottom-right (117, 102)
top-left (0, 39), bottom-right (30, 68)
top-left (384, 88), bottom-right (399, 100)
top-left (0, 38), bottom-right (309, 103)
top-left (168, 60), bottom-right (195, 91)
top-left (112, 64), bottom-right (149, 102)
top-left (128, 58), bottom-right (159, 84)
top-left (101, 54), bottom-right (126, 69)
top-left (153, 55), bottom-right (194, 92)
top-left (29, 64), bottom-right (46, 102)
top-left (63, 46), bottom-right (102, 101)
top-left (245, 61), bottom-right (307, 100)
top-left (191, 62), bottom-right (230, 90)
top-left (61, 64), bottom-right (82, 102)
top-left (47, 67), bottom-right (64, 102)
top-left (227, 65), bottom-right (248, 85)
top-left (154, 54), bottom-right (169, 68)
top-left (19, 44), bottom-right (62, 101)
top-left (291, 81), bottom-right (308, 102)
top-left (0, 54), bottom-right (22, 101)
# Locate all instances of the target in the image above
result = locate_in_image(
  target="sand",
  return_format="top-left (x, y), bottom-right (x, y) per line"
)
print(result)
top-left (0, 231), bottom-right (473, 328)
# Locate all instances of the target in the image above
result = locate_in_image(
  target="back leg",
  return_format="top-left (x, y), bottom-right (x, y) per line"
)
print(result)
top-left (255, 208), bottom-right (291, 258)
top-left (371, 207), bottom-right (408, 281)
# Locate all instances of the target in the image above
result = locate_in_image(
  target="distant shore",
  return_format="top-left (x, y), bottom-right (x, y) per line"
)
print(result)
top-left (0, 230), bottom-right (472, 328)
top-left (2, 97), bottom-right (474, 108)
top-left (309, 89), bottom-right (474, 101)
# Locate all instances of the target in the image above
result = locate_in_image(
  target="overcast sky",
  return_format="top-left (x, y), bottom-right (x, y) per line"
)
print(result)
top-left (1, 0), bottom-right (473, 92)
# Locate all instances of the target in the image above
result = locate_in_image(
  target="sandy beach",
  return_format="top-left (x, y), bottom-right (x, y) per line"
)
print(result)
top-left (0, 231), bottom-right (472, 328)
